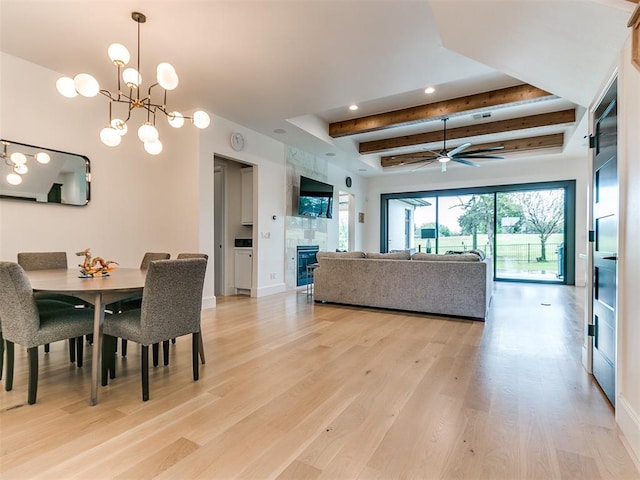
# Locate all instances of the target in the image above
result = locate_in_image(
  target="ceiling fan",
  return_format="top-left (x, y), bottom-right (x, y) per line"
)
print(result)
top-left (401, 117), bottom-right (505, 172)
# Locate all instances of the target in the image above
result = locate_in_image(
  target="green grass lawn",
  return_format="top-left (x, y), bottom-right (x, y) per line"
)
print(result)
top-left (414, 233), bottom-right (565, 276)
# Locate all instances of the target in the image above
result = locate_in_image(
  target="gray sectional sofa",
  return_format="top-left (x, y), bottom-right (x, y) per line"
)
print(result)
top-left (313, 250), bottom-right (493, 321)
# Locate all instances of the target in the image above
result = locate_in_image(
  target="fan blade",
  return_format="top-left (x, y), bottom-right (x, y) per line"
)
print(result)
top-left (447, 142), bottom-right (472, 157)
top-left (394, 155), bottom-right (439, 166)
top-left (456, 154), bottom-right (504, 159)
top-left (411, 159), bottom-right (437, 172)
top-left (460, 146), bottom-right (505, 155)
top-left (452, 158), bottom-right (480, 167)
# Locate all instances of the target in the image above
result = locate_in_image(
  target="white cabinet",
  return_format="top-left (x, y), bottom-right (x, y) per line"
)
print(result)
top-left (241, 168), bottom-right (253, 225)
top-left (234, 248), bottom-right (252, 291)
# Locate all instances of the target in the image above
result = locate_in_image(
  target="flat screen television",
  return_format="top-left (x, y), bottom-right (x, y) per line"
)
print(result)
top-left (298, 175), bottom-right (333, 218)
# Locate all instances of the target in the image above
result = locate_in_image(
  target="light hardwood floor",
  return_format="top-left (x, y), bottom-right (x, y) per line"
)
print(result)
top-left (1, 283), bottom-right (639, 479)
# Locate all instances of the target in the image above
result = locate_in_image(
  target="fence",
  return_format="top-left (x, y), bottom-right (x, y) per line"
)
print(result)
top-left (414, 239), bottom-right (562, 264)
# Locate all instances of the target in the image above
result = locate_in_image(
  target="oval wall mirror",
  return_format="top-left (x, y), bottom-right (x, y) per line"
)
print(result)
top-left (1, 139), bottom-right (90, 206)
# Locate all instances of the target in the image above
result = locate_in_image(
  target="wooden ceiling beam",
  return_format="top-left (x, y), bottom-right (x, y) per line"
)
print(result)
top-left (359, 109), bottom-right (575, 154)
top-left (380, 133), bottom-right (565, 168)
top-left (329, 84), bottom-right (555, 138)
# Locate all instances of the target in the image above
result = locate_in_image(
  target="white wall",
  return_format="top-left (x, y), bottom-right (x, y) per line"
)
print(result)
top-left (617, 35), bottom-right (640, 466)
top-left (197, 116), bottom-right (288, 298)
top-left (0, 53), bottom-right (200, 273)
top-left (364, 154), bottom-right (590, 286)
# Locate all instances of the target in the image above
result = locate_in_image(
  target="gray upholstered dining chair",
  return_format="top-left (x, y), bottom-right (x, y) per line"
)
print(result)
top-left (102, 258), bottom-right (207, 401)
top-left (0, 261), bottom-right (95, 404)
top-left (113, 252), bottom-right (171, 357)
top-left (17, 251), bottom-right (89, 361)
top-left (176, 253), bottom-right (208, 364)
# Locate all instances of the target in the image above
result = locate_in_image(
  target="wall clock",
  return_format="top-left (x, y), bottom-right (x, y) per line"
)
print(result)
top-left (345, 176), bottom-right (352, 188)
top-left (231, 132), bottom-right (245, 151)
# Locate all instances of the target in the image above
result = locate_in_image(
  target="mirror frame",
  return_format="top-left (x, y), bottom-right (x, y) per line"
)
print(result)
top-left (1, 139), bottom-right (91, 206)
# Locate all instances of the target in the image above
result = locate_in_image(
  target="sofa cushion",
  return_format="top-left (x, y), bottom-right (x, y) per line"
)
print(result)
top-left (412, 252), bottom-right (480, 262)
top-left (469, 249), bottom-right (486, 260)
top-left (316, 251), bottom-right (366, 259)
top-left (366, 251), bottom-right (411, 260)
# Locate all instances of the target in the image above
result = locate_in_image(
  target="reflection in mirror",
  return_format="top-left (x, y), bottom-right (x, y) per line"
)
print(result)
top-left (1, 140), bottom-right (90, 206)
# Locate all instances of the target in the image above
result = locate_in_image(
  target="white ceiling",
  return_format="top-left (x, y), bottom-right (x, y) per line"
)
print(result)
top-left (0, 0), bottom-right (634, 176)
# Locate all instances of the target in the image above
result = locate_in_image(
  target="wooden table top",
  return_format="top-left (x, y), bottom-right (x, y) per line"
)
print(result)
top-left (25, 268), bottom-right (146, 294)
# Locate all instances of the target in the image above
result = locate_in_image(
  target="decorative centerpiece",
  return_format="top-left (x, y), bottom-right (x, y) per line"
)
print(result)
top-left (76, 248), bottom-right (118, 277)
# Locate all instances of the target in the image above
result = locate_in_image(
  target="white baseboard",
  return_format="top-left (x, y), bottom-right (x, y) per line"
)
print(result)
top-left (202, 295), bottom-right (216, 310)
top-left (617, 394), bottom-right (640, 471)
top-left (254, 282), bottom-right (287, 297)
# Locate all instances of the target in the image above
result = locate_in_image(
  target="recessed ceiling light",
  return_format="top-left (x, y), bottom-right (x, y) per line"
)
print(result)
top-left (424, 87), bottom-right (435, 94)
top-left (273, 128), bottom-right (286, 134)
top-left (326, 152), bottom-right (336, 157)
top-left (349, 104), bottom-right (358, 111)
top-left (358, 168), bottom-right (367, 172)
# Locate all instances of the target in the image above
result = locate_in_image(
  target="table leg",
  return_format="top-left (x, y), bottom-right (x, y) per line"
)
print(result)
top-left (90, 292), bottom-right (105, 406)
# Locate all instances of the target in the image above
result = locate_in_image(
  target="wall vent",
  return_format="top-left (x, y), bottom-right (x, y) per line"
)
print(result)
top-left (473, 112), bottom-right (492, 120)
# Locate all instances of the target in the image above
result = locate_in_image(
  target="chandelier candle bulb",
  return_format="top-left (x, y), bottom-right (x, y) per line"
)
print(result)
top-left (108, 43), bottom-right (130, 66)
top-left (110, 119), bottom-right (128, 136)
top-left (56, 77), bottom-right (78, 98)
top-left (35, 152), bottom-right (50, 164)
top-left (100, 127), bottom-right (122, 147)
top-left (168, 111), bottom-right (184, 128)
top-left (122, 68), bottom-right (141, 88)
top-left (14, 164), bottom-right (28, 175)
top-left (6, 173), bottom-right (22, 185)
top-left (144, 139), bottom-right (163, 155)
top-left (157, 63), bottom-right (179, 90)
top-left (138, 123), bottom-right (159, 143)
top-left (10, 152), bottom-right (27, 165)
top-left (193, 110), bottom-right (211, 129)
top-left (73, 73), bottom-right (100, 97)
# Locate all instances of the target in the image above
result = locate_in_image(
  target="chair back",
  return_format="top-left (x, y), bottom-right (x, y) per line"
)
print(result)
top-left (0, 262), bottom-right (40, 344)
top-left (139, 258), bottom-right (207, 345)
top-left (140, 252), bottom-right (170, 270)
top-left (17, 252), bottom-right (67, 271)
top-left (176, 253), bottom-right (208, 261)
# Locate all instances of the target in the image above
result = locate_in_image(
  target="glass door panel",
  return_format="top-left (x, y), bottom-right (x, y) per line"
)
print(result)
top-left (495, 189), bottom-right (565, 282)
top-left (436, 194), bottom-right (494, 255)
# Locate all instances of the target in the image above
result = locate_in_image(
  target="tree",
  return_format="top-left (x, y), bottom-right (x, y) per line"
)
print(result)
top-left (513, 190), bottom-right (564, 261)
top-left (454, 194), bottom-right (523, 254)
top-left (455, 194), bottom-right (496, 253)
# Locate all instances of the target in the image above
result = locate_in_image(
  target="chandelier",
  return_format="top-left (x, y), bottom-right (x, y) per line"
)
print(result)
top-left (56, 11), bottom-right (210, 155)
top-left (2, 141), bottom-right (51, 186)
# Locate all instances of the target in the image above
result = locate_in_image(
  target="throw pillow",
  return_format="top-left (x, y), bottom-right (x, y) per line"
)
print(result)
top-left (469, 249), bottom-right (486, 260)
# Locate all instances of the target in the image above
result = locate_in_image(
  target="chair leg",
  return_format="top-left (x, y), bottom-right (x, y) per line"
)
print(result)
top-left (69, 337), bottom-right (76, 363)
top-left (198, 331), bottom-right (206, 365)
top-left (44, 343), bottom-right (50, 353)
top-left (76, 336), bottom-right (84, 368)
top-left (192, 333), bottom-right (199, 381)
top-left (0, 330), bottom-right (4, 381)
top-left (5, 341), bottom-right (14, 391)
top-left (142, 345), bottom-right (149, 401)
top-left (27, 347), bottom-right (38, 405)
top-left (86, 334), bottom-right (93, 345)
top-left (152, 343), bottom-right (159, 367)
top-left (162, 340), bottom-right (170, 366)
top-left (171, 338), bottom-right (176, 344)
top-left (101, 335), bottom-right (116, 385)
top-left (121, 339), bottom-right (127, 357)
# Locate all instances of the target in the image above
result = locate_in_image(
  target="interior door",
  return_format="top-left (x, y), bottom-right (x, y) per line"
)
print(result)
top-left (591, 79), bottom-right (618, 407)
top-left (214, 164), bottom-right (225, 296)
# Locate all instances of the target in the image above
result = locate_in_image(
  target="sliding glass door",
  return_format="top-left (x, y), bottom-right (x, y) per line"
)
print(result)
top-left (381, 181), bottom-right (575, 285)
top-left (495, 189), bottom-right (565, 281)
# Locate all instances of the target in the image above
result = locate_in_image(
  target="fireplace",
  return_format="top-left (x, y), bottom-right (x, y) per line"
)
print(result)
top-left (297, 245), bottom-right (319, 286)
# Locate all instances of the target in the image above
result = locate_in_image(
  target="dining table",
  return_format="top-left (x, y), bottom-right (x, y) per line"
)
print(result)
top-left (25, 268), bottom-right (147, 405)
